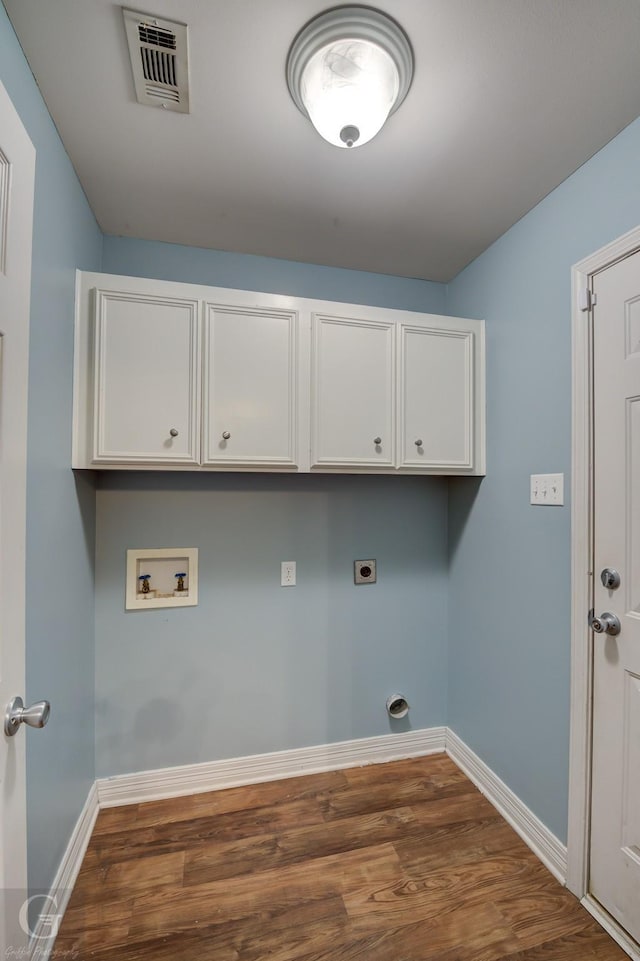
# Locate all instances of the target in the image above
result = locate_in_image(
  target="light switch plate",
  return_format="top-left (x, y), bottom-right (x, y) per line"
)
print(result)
top-left (530, 473), bottom-right (564, 506)
top-left (354, 559), bottom-right (376, 584)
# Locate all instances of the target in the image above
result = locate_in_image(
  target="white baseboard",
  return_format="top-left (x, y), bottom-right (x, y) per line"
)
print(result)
top-left (446, 729), bottom-right (568, 884)
top-left (581, 895), bottom-right (640, 961)
top-left (29, 781), bottom-right (99, 961)
top-left (97, 726), bottom-right (447, 807)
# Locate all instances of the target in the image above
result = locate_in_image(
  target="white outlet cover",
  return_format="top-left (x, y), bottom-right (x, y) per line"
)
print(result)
top-left (530, 473), bottom-right (564, 506)
top-left (281, 560), bottom-right (296, 586)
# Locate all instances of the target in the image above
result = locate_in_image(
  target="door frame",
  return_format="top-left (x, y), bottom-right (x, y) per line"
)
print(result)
top-left (0, 76), bottom-right (35, 954)
top-left (568, 222), bottom-right (640, 957)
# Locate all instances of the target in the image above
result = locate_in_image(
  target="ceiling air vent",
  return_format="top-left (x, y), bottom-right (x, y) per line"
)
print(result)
top-left (123, 8), bottom-right (190, 113)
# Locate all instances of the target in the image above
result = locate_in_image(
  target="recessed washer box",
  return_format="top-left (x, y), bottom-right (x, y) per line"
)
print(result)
top-left (126, 547), bottom-right (198, 610)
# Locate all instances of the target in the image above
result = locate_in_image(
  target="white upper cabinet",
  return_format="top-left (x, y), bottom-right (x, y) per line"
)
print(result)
top-left (399, 323), bottom-right (475, 471)
top-left (90, 288), bottom-right (200, 465)
top-left (203, 304), bottom-right (298, 466)
top-left (311, 314), bottom-right (395, 468)
top-left (73, 272), bottom-right (485, 475)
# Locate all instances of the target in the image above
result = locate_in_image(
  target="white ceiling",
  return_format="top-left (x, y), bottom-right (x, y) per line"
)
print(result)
top-left (5, 0), bottom-right (640, 282)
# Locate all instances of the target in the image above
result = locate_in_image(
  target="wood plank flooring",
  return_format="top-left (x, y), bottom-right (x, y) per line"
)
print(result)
top-left (54, 755), bottom-right (628, 960)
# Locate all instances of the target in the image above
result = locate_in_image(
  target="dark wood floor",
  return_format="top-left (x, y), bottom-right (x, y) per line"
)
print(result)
top-left (55, 754), bottom-right (627, 960)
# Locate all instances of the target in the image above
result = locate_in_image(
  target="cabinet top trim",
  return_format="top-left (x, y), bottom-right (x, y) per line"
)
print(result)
top-left (94, 287), bottom-right (200, 309)
top-left (79, 270), bottom-right (484, 331)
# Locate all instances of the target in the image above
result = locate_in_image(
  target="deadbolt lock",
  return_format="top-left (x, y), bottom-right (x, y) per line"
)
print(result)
top-left (600, 568), bottom-right (621, 590)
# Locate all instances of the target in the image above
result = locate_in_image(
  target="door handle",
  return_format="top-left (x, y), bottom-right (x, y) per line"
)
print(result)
top-left (4, 696), bottom-right (50, 737)
top-left (591, 612), bottom-right (621, 636)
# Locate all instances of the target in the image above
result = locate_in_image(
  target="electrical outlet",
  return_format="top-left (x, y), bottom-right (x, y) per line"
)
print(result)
top-left (530, 473), bottom-right (564, 506)
top-left (281, 561), bottom-right (296, 586)
top-left (354, 559), bottom-right (376, 584)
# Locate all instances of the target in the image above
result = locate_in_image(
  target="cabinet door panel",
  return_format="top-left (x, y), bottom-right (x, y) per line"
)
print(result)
top-left (203, 305), bottom-right (297, 465)
top-left (400, 326), bottom-right (473, 469)
top-left (93, 290), bottom-right (199, 464)
top-left (312, 315), bottom-right (395, 467)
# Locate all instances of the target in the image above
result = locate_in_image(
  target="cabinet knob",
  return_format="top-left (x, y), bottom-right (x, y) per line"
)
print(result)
top-left (415, 438), bottom-right (423, 447)
top-left (374, 437), bottom-right (382, 446)
top-left (169, 428), bottom-right (179, 438)
top-left (222, 431), bottom-right (231, 440)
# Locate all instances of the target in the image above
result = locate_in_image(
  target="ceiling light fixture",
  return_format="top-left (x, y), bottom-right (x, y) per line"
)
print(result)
top-left (286, 5), bottom-right (414, 149)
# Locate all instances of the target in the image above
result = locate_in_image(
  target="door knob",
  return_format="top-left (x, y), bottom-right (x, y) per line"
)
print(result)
top-left (4, 696), bottom-right (50, 737)
top-left (591, 612), bottom-right (621, 636)
top-left (600, 568), bottom-right (621, 590)
top-left (222, 431), bottom-right (231, 440)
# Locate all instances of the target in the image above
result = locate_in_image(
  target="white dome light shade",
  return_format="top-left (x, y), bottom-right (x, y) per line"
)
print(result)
top-left (300, 39), bottom-right (399, 148)
top-left (287, 6), bottom-right (413, 150)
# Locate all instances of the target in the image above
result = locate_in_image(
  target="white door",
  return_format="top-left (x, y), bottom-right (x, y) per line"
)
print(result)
top-left (590, 247), bottom-right (640, 943)
top-left (203, 303), bottom-right (298, 466)
top-left (311, 313), bottom-right (395, 467)
top-left (0, 81), bottom-right (35, 952)
top-left (92, 289), bottom-right (200, 465)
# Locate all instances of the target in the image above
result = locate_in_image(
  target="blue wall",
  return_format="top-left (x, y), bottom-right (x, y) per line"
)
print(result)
top-left (102, 235), bottom-right (446, 313)
top-left (95, 473), bottom-right (448, 776)
top-left (446, 116), bottom-right (640, 842)
top-left (0, 6), bottom-right (102, 891)
top-left (96, 237), bottom-right (449, 777)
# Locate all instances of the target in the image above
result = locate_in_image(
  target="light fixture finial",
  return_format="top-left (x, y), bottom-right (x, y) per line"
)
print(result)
top-left (286, 6), bottom-right (414, 149)
top-left (340, 124), bottom-right (360, 147)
